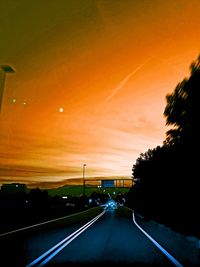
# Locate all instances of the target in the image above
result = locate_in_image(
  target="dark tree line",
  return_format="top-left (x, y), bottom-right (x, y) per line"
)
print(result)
top-left (0, 185), bottom-right (112, 234)
top-left (128, 55), bottom-right (200, 237)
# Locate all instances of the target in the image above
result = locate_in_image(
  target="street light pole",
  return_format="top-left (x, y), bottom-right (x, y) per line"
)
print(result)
top-left (0, 65), bottom-right (15, 113)
top-left (83, 164), bottom-right (87, 196)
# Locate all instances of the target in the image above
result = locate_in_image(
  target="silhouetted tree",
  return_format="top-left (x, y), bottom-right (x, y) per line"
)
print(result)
top-left (28, 187), bottom-right (49, 209)
top-left (164, 55), bottom-right (200, 146)
top-left (129, 55), bottom-right (200, 237)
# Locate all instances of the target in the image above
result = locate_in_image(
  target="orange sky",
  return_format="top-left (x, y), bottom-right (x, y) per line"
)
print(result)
top-left (0, 0), bottom-right (200, 187)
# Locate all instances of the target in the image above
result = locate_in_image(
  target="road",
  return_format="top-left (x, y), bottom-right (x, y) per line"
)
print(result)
top-left (0, 206), bottom-right (183, 267)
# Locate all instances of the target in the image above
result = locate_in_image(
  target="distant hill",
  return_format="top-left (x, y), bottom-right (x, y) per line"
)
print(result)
top-left (47, 185), bottom-right (131, 197)
top-left (27, 176), bottom-right (132, 190)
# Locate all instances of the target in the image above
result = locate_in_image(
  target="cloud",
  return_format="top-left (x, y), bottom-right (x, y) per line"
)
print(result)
top-left (104, 57), bottom-right (152, 104)
top-left (0, 164), bottom-right (67, 178)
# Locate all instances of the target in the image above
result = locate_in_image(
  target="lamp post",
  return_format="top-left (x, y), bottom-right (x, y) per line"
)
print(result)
top-left (83, 164), bottom-right (87, 196)
top-left (0, 65), bottom-right (15, 112)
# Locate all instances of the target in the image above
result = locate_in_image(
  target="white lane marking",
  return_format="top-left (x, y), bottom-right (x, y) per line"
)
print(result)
top-left (132, 210), bottom-right (183, 267)
top-left (26, 211), bottom-right (104, 267)
top-left (26, 210), bottom-right (105, 267)
top-left (0, 208), bottom-right (98, 237)
top-left (38, 211), bottom-right (105, 266)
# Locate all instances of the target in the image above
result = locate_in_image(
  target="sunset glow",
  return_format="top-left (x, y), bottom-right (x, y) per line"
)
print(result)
top-left (0, 0), bottom-right (200, 188)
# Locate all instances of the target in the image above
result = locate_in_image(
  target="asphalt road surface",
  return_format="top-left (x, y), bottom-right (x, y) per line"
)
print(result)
top-left (0, 206), bottom-right (183, 267)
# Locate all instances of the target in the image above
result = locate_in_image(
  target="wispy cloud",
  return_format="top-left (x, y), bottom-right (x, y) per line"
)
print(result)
top-left (104, 57), bottom-right (152, 104)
